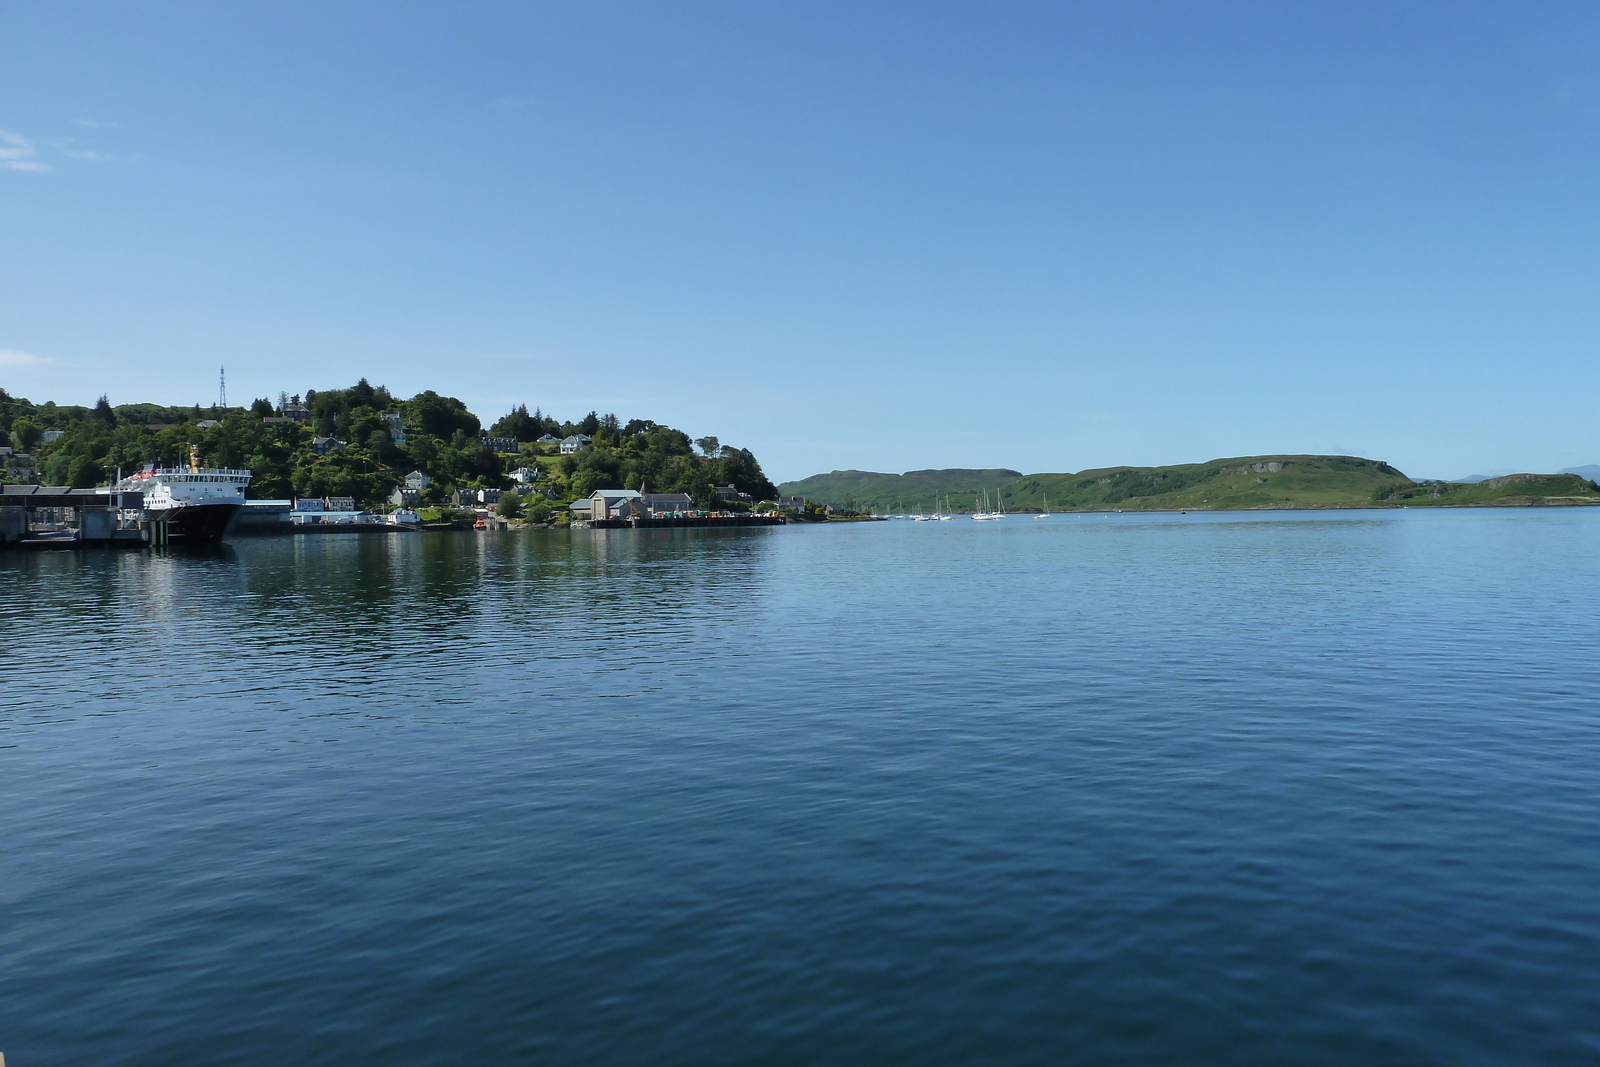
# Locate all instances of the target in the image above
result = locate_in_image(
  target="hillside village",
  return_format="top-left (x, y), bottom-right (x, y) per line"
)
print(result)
top-left (0, 381), bottom-right (788, 525)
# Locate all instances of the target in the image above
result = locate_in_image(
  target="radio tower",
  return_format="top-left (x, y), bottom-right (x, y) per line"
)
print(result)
top-left (219, 366), bottom-right (227, 409)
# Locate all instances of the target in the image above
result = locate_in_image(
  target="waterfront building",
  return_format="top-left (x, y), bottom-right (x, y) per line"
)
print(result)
top-left (583, 488), bottom-right (642, 520)
top-left (454, 487), bottom-right (503, 507)
top-left (641, 493), bottom-right (694, 515)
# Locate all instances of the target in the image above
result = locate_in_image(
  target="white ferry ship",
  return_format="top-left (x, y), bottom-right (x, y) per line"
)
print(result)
top-left (113, 447), bottom-right (253, 543)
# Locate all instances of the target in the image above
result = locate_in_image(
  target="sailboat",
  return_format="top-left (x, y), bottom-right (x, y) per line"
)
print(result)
top-left (1035, 493), bottom-right (1051, 518)
top-left (973, 489), bottom-right (1003, 520)
top-left (938, 491), bottom-right (956, 519)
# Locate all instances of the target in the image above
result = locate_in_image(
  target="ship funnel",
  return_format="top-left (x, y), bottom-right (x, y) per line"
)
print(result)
top-left (189, 445), bottom-right (201, 474)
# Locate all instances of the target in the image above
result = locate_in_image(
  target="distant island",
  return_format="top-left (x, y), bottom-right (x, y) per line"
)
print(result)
top-left (0, 382), bottom-right (778, 524)
top-left (778, 456), bottom-right (1600, 513)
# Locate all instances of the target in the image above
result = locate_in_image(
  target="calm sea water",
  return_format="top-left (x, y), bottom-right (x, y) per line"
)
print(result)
top-left (4, 510), bottom-right (1599, 1066)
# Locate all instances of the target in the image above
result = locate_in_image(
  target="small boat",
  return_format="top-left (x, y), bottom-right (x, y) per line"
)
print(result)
top-left (1035, 493), bottom-right (1051, 518)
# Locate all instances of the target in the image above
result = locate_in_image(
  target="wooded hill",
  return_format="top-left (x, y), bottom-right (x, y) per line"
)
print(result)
top-left (778, 455), bottom-right (1600, 512)
top-left (0, 383), bottom-right (777, 509)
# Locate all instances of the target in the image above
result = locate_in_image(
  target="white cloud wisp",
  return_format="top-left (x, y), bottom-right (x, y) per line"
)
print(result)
top-left (0, 129), bottom-right (50, 172)
top-left (0, 348), bottom-right (50, 367)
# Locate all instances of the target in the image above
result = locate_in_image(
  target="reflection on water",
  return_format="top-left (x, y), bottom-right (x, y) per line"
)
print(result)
top-left (5, 512), bottom-right (1600, 1066)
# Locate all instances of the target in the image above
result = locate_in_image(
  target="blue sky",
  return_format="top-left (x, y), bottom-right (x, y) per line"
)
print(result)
top-left (2, 1), bottom-right (1597, 482)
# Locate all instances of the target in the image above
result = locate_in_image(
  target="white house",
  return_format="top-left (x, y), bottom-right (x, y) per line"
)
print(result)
top-left (559, 434), bottom-right (591, 454)
top-left (404, 470), bottom-right (432, 491)
top-left (510, 466), bottom-right (540, 484)
top-left (536, 434), bottom-right (559, 445)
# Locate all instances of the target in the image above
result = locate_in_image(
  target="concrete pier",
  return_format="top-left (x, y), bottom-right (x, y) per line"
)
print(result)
top-left (1, 486), bottom-right (148, 549)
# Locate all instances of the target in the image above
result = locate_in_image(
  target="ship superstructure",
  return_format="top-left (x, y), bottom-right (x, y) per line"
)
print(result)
top-left (114, 447), bottom-right (252, 543)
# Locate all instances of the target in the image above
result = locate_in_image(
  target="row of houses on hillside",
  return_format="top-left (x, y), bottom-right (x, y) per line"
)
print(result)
top-left (388, 467), bottom-right (544, 509)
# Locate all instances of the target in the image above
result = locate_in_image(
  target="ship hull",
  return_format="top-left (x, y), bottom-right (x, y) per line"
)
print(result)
top-left (155, 502), bottom-right (244, 543)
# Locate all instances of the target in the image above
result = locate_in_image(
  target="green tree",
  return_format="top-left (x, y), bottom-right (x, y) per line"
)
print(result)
top-left (251, 397), bottom-right (275, 417)
top-left (366, 429), bottom-right (399, 466)
top-left (12, 418), bottom-right (42, 451)
top-left (67, 454), bottom-right (102, 488)
top-left (490, 404), bottom-right (541, 440)
top-left (407, 390), bottom-right (481, 438)
top-left (471, 445), bottom-right (506, 486)
top-left (525, 497), bottom-right (554, 523)
top-left (569, 468), bottom-right (604, 499)
top-left (497, 490), bottom-right (524, 519)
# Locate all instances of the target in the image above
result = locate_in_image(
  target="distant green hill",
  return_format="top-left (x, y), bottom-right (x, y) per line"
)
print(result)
top-left (778, 468), bottom-right (1021, 509)
top-left (778, 456), bottom-right (1600, 512)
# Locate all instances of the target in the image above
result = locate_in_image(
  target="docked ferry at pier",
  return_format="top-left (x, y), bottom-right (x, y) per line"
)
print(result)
top-left (114, 450), bottom-right (252, 543)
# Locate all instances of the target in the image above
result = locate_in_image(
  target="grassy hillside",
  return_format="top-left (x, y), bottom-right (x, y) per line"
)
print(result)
top-left (1380, 472), bottom-right (1600, 507)
top-left (777, 468), bottom-right (1022, 509)
top-left (779, 457), bottom-right (1600, 512)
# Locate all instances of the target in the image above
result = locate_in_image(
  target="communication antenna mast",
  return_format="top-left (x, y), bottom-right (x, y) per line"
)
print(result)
top-left (219, 366), bottom-right (227, 408)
